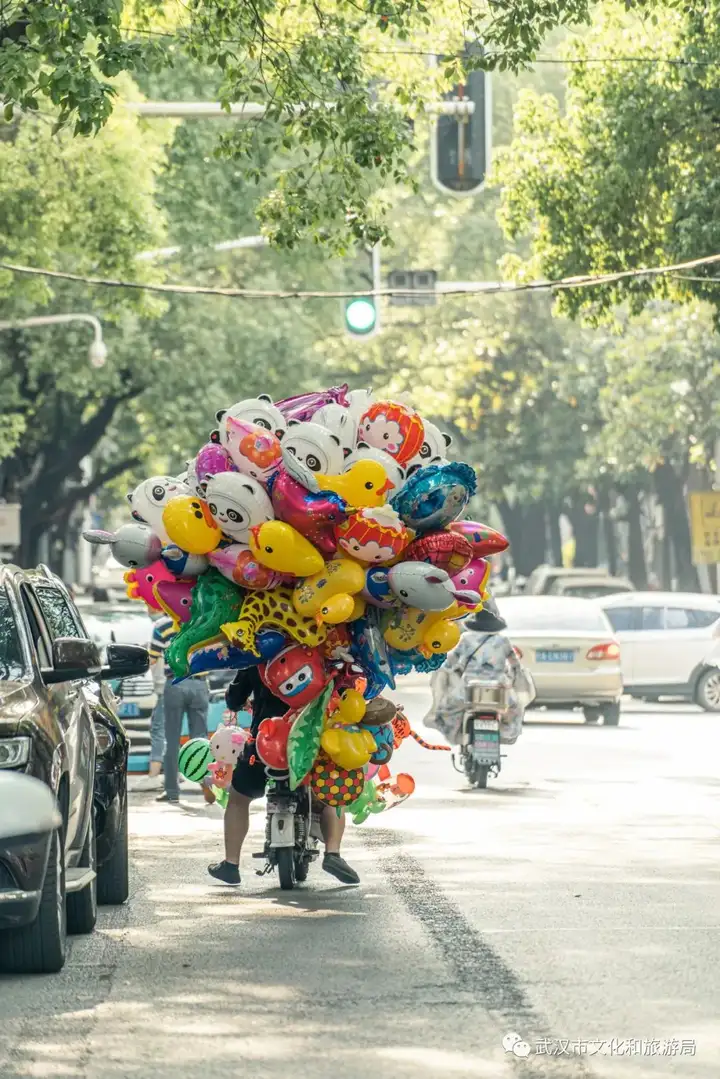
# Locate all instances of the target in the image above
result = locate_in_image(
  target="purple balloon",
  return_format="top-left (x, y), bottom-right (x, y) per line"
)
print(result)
top-left (195, 443), bottom-right (237, 485)
top-left (277, 385), bottom-right (350, 423)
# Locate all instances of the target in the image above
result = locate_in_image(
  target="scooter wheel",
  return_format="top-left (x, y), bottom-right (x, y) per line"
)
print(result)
top-left (277, 848), bottom-right (296, 890)
top-left (472, 765), bottom-right (489, 789)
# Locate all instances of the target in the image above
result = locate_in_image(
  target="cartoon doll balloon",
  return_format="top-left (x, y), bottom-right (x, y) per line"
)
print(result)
top-left (336, 505), bottom-right (412, 564)
top-left (217, 415), bottom-right (282, 484)
top-left (259, 644), bottom-right (329, 708)
top-left (358, 401), bottom-right (424, 466)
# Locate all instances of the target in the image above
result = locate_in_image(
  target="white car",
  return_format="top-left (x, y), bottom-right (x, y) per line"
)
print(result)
top-left (500, 596), bottom-right (623, 725)
top-left (600, 592), bottom-right (720, 712)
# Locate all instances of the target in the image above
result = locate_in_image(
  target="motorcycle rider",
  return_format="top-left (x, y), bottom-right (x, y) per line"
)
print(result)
top-left (425, 595), bottom-right (533, 747)
top-left (208, 666), bottom-right (360, 887)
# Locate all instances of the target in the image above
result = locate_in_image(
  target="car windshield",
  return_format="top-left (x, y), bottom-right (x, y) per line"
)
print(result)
top-left (0, 589), bottom-right (28, 681)
top-left (562, 584), bottom-right (630, 598)
top-left (83, 609), bottom-right (152, 650)
top-left (502, 602), bottom-right (609, 632)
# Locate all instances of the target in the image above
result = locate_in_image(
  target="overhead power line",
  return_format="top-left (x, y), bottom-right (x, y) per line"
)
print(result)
top-left (1, 253), bottom-right (719, 301)
top-left (118, 25), bottom-right (720, 67)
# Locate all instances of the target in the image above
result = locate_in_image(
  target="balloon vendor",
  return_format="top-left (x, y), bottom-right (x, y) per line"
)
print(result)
top-left (85, 385), bottom-right (510, 888)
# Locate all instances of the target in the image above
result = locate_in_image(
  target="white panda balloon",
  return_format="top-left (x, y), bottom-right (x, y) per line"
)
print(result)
top-left (312, 403), bottom-right (357, 460)
top-left (127, 475), bottom-right (190, 541)
top-left (405, 420), bottom-right (453, 475)
top-left (216, 394), bottom-right (287, 441)
top-left (281, 420), bottom-right (345, 487)
top-left (205, 473), bottom-right (274, 544)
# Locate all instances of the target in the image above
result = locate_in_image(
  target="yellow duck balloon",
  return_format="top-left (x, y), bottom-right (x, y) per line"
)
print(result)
top-left (293, 557), bottom-right (366, 625)
top-left (162, 496), bottom-right (223, 555)
top-left (383, 599), bottom-right (478, 658)
top-left (321, 726), bottom-right (376, 770)
top-left (325, 688), bottom-right (367, 728)
top-left (315, 460), bottom-right (395, 509)
top-left (249, 521), bottom-right (325, 576)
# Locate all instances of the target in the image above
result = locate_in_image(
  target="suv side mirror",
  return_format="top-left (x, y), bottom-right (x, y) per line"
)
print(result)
top-left (101, 643), bottom-right (149, 681)
top-left (43, 637), bottom-right (102, 684)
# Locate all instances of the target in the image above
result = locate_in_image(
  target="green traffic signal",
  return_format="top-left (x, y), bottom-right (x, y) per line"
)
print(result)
top-left (344, 297), bottom-right (377, 336)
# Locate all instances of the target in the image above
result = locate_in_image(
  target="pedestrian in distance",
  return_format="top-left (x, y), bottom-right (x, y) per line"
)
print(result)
top-left (134, 612), bottom-right (173, 792)
top-left (145, 613), bottom-right (210, 805)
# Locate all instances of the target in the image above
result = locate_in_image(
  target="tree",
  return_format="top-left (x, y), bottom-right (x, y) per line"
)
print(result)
top-left (0, 51), bottom-right (360, 566)
top-left (0, 92), bottom-right (172, 563)
top-left (0, 0), bottom-right (608, 251)
top-left (585, 303), bottom-right (720, 589)
top-left (493, 2), bottom-right (720, 323)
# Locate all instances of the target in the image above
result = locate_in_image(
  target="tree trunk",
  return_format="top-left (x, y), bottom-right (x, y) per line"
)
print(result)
top-left (495, 498), bottom-right (548, 577)
top-left (597, 484), bottom-right (618, 576)
top-left (654, 461), bottom-right (699, 592)
top-left (18, 507), bottom-right (41, 569)
top-left (624, 485), bottom-right (648, 589)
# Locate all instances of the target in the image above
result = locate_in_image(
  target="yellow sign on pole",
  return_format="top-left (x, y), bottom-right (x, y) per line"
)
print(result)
top-left (689, 492), bottom-right (720, 565)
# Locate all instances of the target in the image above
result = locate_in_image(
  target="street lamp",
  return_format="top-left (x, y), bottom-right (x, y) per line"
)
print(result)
top-left (0, 313), bottom-right (107, 367)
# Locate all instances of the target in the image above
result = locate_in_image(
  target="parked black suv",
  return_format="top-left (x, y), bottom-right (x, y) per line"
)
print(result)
top-left (0, 564), bottom-right (148, 974)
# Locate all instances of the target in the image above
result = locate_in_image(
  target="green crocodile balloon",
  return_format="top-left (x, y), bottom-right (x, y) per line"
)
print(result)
top-left (166, 568), bottom-right (244, 678)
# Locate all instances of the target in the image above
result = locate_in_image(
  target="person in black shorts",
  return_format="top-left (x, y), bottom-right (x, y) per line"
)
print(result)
top-left (207, 666), bottom-right (360, 887)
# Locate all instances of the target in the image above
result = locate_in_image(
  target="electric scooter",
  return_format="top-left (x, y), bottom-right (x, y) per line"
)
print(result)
top-left (254, 774), bottom-right (323, 889)
top-left (454, 678), bottom-right (511, 789)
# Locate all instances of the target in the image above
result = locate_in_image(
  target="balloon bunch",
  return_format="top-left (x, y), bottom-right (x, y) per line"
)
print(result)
top-left (85, 385), bottom-right (509, 819)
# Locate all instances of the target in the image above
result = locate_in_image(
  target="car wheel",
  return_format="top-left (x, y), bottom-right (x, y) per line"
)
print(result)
top-left (0, 829), bottom-right (67, 974)
top-left (66, 809), bottom-right (98, 934)
top-left (602, 702), bottom-right (621, 726)
top-left (97, 781), bottom-right (129, 905)
top-left (583, 706), bottom-right (601, 724)
top-left (696, 668), bottom-right (720, 713)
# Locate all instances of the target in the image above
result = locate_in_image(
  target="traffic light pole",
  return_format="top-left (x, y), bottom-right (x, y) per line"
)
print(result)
top-left (371, 244), bottom-right (381, 335)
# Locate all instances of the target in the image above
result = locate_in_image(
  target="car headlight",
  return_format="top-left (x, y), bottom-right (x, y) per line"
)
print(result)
top-left (94, 723), bottom-right (115, 756)
top-left (0, 736), bottom-right (31, 769)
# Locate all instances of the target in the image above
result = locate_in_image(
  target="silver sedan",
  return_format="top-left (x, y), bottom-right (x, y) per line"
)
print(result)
top-left (500, 595), bottom-right (623, 725)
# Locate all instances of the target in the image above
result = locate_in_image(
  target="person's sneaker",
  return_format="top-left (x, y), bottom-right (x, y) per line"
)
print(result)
top-left (208, 860), bottom-right (241, 886)
top-left (155, 792), bottom-right (180, 805)
top-left (322, 853), bottom-right (360, 885)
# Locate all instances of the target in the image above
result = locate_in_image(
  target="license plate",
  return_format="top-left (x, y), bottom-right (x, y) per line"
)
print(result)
top-left (118, 702), bottom-right (140, 718)
top-left (536, 650), bottom-right (574, 663)
top-left (473, 718), bottom-right (500, 731)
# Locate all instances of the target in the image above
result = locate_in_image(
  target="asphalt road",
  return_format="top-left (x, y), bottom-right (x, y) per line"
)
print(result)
top-left (1, 691), bottom-right (719, 1079)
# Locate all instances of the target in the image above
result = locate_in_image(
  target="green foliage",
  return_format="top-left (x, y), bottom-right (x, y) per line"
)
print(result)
top-left (0, 1), bottom-right (165, 134)
top-left (0, 0), bottom-right (609, 251)
top-left (493, 2), bottom-right (720, 321)
top-left (588, 303), bottom-right (720, 478)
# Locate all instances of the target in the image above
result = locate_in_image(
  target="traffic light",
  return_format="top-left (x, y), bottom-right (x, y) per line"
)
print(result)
top-left (344, 297), bottom-right (377, 335)
top-left (431, 44), bottom-right (492, 197)
top-left (343, 245), bottom-right (381, 339)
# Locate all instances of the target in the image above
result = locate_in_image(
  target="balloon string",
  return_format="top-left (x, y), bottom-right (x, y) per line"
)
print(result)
top-left (409, 729), bottom-right (451, 752)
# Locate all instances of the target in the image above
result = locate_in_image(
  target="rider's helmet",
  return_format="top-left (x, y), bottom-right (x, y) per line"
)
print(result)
top-left (463, 593), bottom-right (507, 634)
